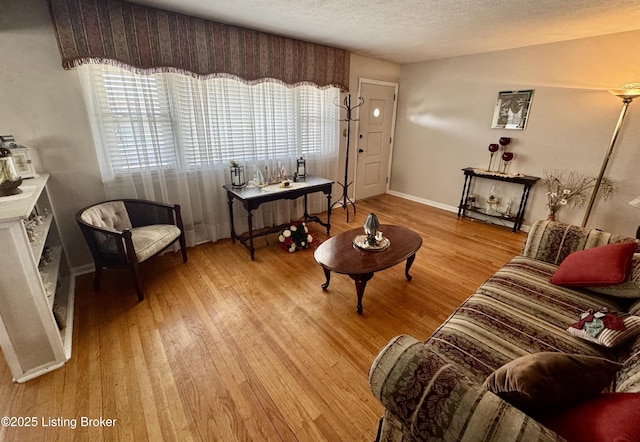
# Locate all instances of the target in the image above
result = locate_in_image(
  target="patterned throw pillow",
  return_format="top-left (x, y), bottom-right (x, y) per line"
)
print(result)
top-left (567, 314), bottom-right (640, 347)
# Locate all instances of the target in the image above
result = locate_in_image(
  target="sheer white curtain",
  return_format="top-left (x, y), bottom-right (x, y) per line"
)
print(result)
top-left (78, 64), bottom-right (340, 246)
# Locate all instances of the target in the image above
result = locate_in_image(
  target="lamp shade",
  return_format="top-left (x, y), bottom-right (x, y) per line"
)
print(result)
top-left (609, 83), bottom-right (640, 100)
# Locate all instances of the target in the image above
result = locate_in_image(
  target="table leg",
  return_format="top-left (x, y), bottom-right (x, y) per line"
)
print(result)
top-left (350, 273), bottom-right (374, 315)
top-left (326, 192), bottom-right (332, 235)
top-left (321, 268), bottom-right (331, 290)
top-left (247, 210), bottom-right (255, 261)
top-left (405, 254), bottom-right (416, 281)
top-left (227, 192), bottom-right (236, 243)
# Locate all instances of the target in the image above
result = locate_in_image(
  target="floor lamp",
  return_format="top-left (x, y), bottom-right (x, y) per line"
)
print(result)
top-left (581, 83), bottom-right (640, 228)
top-left (629, 196), bottom-right (640, 239)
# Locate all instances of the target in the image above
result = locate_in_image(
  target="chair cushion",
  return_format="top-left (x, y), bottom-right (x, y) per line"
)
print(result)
top-left (81, 201), bottom-right (133, 232)
top-left (131, 225), bottom-right (181, 262)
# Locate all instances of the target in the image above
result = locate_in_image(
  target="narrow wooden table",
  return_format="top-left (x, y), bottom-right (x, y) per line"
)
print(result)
top-left (224, 175), bottom-right (333, 260)
top-left (314, 225), bottom-right (422, 314)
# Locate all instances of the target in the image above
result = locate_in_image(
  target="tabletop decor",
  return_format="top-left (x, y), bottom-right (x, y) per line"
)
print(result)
top-left (487, 143), bottom-right (499, 172)
top-left (354, 212), bottom-right (389, 250)
top-left (543, 169), bottom-right (614, 221)
top-left (229, 160), bottom-right (246, 188)
top-left (278, 221), bottom-right (313, 252)
top-left (0, 147), bottom-right (22, 197)
top-left (364, 213), bottom-right (381, 245)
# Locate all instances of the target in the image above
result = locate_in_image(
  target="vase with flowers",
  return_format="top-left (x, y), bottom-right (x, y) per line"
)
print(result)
top-left (543, 169), bottom-right (614, 221)
top-left (278, 221), bottom-right (314, 252)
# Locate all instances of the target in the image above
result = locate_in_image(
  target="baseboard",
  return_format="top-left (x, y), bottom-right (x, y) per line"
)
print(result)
top-left (386, 190), bottom-right (531, 233)
top-left (387, 190), bottom-right (459, 213)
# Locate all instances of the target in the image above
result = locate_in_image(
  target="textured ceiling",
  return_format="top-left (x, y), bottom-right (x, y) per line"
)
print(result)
top-left (127, 0), bottom-right (640, 64)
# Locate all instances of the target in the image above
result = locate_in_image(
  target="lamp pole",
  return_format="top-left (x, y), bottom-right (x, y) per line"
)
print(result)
top-left (581, 84), bottom-right (640, 228)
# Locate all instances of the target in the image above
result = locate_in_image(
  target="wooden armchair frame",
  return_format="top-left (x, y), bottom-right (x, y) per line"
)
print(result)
top-left (76, 199), bottom-right (187, 301)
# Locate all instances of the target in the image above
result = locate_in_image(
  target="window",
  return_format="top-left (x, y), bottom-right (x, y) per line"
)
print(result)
top-left (79, 64), bottom-right (340, 179)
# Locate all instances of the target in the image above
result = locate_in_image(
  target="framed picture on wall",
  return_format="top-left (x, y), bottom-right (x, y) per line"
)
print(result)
top-left (491, 89), bottom-right (534, 130)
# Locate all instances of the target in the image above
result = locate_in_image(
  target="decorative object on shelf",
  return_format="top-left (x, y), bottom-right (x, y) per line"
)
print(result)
top-left (296, 157), bottom-right (306, 178)
top-left (486, 185), bottom-right (501, 215)
top-left (467, 194), bottom-right (477, 208)
top-left (500, 151), bottom-right (515, 174)
top-left (544, 169), bottom-right (614, 221)
top-left (278, 221), bottom-right (313, 252)
top-left (9, 147), bottom-right (38, 178)
top-left (487, 143), bottom-right (499, 172)
top-left (254, 167), bottom-right (266, 186)
top-left (582, 82), bottom-right (640, 228)
top-left (0, 147), bottom-right (22, 196)
top-left (499, 137), bottom-right (511, 147)
top-left (229, 159), bottom-right (246, 188)
top-left (0, 135), bottom-right (18, 149)
top-left (491, 90), bottom-right (534, 130)
top-left (503, 197), bottom-right (515, 218)
top-left (331, 94), bottom-right (365, 222)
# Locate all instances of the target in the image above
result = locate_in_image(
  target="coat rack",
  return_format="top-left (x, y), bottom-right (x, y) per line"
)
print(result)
top-left (331, 94), bottom-right (364, 222)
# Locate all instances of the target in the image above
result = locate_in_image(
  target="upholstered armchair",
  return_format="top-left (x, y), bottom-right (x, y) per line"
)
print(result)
top-left (76, 199), bottom-right (187, 301)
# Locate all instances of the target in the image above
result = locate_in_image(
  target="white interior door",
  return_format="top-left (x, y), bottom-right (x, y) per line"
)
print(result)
top-left (355, 80), bottom-right (397, 201)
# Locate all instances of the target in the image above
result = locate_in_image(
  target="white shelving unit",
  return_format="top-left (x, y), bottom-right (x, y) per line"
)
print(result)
top-left (0, 174), bottom-right (74, 382)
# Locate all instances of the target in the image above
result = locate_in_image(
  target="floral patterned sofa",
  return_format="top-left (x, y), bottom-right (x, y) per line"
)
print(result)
top-left (369, 220), bottom-right (640, 441)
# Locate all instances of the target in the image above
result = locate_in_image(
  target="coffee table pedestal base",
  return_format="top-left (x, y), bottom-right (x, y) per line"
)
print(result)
top-left (320, 254), bottom-right (416, 315)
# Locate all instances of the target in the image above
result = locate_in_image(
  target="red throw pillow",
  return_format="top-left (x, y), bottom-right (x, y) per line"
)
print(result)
top-left (551, 242), bottom-right (637, 286)
top-left (537, 393), bottom-right (640, 442)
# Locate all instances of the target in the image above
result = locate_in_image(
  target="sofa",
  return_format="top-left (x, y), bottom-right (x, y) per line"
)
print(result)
top-left (369, 220), bottom-right (640, 441)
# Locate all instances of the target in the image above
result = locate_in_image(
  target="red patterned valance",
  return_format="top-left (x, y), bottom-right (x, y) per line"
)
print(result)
top-left (48, 0), bottom-right (350, 90)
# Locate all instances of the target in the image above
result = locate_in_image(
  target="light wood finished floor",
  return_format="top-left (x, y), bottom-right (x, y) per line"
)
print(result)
top-left (0, 194), bottom-right (527, 441)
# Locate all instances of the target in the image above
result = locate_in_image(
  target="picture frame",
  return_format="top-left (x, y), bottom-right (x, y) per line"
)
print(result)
top-left (10, 147), bottom-right (38, 179)
top-left (491, 89), bottom-right (534, 130)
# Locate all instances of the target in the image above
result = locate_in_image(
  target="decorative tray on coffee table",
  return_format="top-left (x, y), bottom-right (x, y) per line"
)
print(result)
top-left (353, 235), bottom-right (390, 252)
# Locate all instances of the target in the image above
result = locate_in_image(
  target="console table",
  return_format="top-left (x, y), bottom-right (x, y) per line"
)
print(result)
top-left (457, 167), bottom-right (539, 232)
top-left (224, 175), bottom-right (333, 260)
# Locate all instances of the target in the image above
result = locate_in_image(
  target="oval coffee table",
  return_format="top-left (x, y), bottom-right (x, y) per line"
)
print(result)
top-left (314, 224), bottom-right (422, 314)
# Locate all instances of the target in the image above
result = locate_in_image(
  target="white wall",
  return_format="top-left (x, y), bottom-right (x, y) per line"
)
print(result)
top-left (392, 31), bottom-right (640, 237)
top-left (0, 0), bottom-right (106, 269)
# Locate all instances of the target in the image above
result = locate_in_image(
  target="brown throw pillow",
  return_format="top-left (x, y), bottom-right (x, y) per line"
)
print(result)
top-left (483, 352), bottom-right (622, 414)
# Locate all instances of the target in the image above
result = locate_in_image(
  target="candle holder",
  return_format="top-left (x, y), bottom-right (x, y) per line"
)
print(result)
top-left (487, 143), bottom-right (499, 171)
top-left (229, 160), bottom-right (246, 188)
top-left (296, 157), bottom-right (306, 178)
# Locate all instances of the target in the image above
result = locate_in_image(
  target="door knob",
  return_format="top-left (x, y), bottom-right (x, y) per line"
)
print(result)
top-left (358, 149), bottom-right (364, 153)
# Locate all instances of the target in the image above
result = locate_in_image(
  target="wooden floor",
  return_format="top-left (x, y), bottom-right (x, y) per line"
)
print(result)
top-left (0, 194), bottom-right (527, 441)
